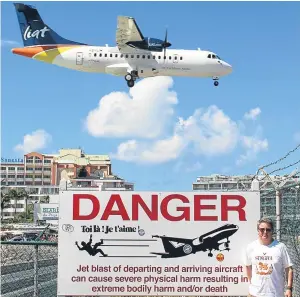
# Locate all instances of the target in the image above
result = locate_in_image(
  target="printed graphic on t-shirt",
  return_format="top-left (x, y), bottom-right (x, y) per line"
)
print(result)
top-left (255, 262), bottom-right (273, 275)
top-left (254, 253), bottom-right (273, 276)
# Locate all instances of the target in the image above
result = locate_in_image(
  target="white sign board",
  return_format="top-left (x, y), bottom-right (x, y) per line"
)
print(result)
top-left (35, 203), bottom-right (59, 221)
top-left (57, 191), bottom-right (260, 296)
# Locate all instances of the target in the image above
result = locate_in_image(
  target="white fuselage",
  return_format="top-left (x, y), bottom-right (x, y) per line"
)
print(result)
top-left (52, 45), bottom-right (232, 79)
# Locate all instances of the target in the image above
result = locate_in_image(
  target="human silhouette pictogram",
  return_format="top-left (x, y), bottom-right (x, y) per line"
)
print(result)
top-left (75, 234), bottom-right (107, 257)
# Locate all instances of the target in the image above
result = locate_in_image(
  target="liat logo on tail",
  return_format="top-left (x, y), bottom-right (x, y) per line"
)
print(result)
top-left (23, 26), bottom-right (50, 40)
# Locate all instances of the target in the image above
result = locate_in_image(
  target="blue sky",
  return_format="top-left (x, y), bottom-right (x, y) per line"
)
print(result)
top-left (1, 1), bottom-right (300, 190)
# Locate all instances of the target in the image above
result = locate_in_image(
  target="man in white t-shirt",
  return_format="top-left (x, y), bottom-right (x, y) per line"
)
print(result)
top-left (243, 218), bottom-right (294, 297)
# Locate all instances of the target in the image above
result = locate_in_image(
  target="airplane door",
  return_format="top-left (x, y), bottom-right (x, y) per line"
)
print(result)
top-left (76, 52), bottom-right (83, 65)
top-left (173, 54), bottom-right (179, 64)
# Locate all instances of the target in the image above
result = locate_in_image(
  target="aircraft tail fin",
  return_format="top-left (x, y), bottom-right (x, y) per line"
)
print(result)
top-left (13, 3), bottom-right (86, 47)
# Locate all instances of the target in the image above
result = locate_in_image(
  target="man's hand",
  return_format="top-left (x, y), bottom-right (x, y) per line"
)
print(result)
top-left (285, 289), bottom-right (292, 297)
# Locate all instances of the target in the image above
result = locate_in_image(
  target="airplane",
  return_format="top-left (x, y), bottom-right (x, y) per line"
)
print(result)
top-left (151, 224), bottom-right (239, 258)
top-left (11, 3), bottom-right (232, 88)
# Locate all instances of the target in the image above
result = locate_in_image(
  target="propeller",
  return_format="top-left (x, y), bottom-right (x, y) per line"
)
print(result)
top-left (162, 28), bottom-right (171, 57)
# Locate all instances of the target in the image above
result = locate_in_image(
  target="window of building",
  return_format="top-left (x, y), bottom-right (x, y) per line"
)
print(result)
top-left (17, 167), bottom-right (24, 171)
top-left (8, 175), bottom-right (15, 178)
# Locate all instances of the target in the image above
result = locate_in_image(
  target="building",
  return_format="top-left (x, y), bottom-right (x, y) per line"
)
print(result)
top-left (192, 174), bottom-right (299, 191)
top-left (1, 148), bottom-right (134, 219)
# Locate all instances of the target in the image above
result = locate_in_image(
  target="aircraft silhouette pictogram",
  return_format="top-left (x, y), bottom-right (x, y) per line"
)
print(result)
top-left (151, 224), bottom-right (238, 258)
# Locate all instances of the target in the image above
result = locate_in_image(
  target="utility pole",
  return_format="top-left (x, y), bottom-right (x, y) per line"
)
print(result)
top-left (256, 168), bottom-right (298, 242)
top-left (275, 189), bottom-right (281, 241)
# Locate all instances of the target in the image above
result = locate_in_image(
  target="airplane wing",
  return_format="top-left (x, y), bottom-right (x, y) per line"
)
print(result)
top-left (155, 235), bottom-right (194, 245)
top-left (116, 16), bottom-right (144, 51)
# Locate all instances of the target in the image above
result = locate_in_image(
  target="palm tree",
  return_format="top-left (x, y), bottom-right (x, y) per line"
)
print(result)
top-left (1, 190), bottom-right (11, 220)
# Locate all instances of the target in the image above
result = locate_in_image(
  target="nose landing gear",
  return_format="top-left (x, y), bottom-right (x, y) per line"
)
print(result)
top-left (213, 76), bottom-right (219, 87)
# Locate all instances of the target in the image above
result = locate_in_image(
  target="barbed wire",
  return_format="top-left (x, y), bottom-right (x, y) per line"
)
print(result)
top-left (254, 143), bottom-right (300, 179)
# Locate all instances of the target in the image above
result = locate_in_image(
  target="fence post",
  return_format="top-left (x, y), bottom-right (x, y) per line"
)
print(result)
top-left (34, 244), bottom-right (39, 297)
top-left (276, 189), bottom-right (281, 241)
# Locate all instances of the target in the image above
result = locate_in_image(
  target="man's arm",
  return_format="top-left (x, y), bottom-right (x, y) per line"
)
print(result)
top-left (246, 265), bottom-right (252, 283)
top-left (285, 266), bottom-right (293, 289)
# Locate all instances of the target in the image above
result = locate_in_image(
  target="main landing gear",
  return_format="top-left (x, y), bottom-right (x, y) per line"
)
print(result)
top-left (125, 71), bottom-right (138, 88)
top-left (213, 76), bottom-right (219, 87)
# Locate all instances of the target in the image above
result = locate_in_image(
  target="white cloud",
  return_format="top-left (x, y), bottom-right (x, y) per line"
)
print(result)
top-left (236, 135), bottom-right (268, 166)
top-left (112, 105), bottom-right (240, 163)
top-left (244, 107), bottom-right (261, 120)
top-left (83, 78), bottom-right (268, 165)
top-left (84, 77), bottom-right (177, 138)
top-left (178, 106), bottom-right (239, 156)
top-left (111, 134), bottom-right (186, 164)
top-left (14, 130), bottom-right (52, 154)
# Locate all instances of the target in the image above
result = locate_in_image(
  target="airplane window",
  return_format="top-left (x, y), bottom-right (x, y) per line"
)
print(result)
top-left (137, 55), bottom-right (140, 58)
top-left (217, 55), bottom-right (221, 60)
top-left (180, 57), bottom-right (183, 60)
top-left (212, 54), bottom-right (216, 59)
top-left (158, 56), bottom-right (161, 59)
top-left (153, 56), bottom-right (155, 59)
top-left (174, 56), bottom-right (177, 60)
top-left (125, 55), bottom-right (128, 58)
top-left (131, 55), bottom-right (134, 58)
top-left (121, 54), bottom-right (123, 58)
top-left (99, 53), bottom-right (102, 57)
top-left (207, 54), bottom-right (211, 58)
top-left (169, 56), bottom-right (171, 60)
top-left (142, 55), bottom-right (145, 59)
top-left (148, 55), bottom-right (150, 59)
top-left (110, 54), bottom-right (112, 57)
top-left (94, 53), bottom-right (97, 57)
top-left (115, 54), bottom-right (118, 57)
top-left (105, 54), bottom-right (107, 57)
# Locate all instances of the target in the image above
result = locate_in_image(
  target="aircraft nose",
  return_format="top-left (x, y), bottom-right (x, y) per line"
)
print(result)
top-left (222, 61), bottom-right (232, 74)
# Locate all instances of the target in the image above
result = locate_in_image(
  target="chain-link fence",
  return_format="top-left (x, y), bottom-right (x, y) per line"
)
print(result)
top-left (261, 182), bottom-right (300, 297)
top-left (1, 185), bottom-right (299, 297)
top-left (1, 241), bottom-right (58, 297)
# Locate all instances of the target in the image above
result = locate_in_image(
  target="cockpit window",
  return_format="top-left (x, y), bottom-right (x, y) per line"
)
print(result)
top-left (208, 53), bottom-right (222, 60)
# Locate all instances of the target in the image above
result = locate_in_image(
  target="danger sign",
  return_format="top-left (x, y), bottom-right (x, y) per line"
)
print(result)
top-left (57, 191), bottom-right (260, 296)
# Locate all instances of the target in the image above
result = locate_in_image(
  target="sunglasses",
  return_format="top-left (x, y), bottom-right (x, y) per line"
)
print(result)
top-left (259, 228), bottom-right (272, 233)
